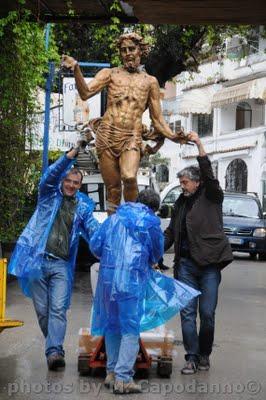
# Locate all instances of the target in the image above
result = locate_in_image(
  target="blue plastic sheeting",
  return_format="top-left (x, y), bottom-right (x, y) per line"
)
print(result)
top-left (141, 271), bottom-right (200, 331)
top-left (90, 202), bottom-right (200, 336)
top-left (8, 155), bottom-right (99, 308)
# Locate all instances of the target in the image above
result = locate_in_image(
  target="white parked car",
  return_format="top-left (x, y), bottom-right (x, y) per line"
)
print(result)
top-left (159, 181), bottom-right (181, 231)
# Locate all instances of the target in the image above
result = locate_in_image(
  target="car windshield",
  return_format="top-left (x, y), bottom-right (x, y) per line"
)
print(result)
top-left (162, 186), bottom-right (181, 204)
top-left (223, 196), bottom-right (261, 219)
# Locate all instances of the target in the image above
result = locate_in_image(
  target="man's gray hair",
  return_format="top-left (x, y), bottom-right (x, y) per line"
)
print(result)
top-left (177, 166), bottom-right (201, 182)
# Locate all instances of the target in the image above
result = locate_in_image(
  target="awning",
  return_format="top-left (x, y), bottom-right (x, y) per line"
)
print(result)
top-left (179, 85), bottom-right (220, 115)
top-left (1, 0), bottom-right (266, 24)
top-left (211, 77), bottom-right (266, 108)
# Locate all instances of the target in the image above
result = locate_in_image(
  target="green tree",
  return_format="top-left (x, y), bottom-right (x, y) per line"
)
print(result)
top-left (149, 152), bottom-right (170, 166)
top-left (145, 25), bottom-right (255, 86)
top-left (0, 9), bottom-right (59, 242)
top-left (54, 10), bottom-right (253, 86)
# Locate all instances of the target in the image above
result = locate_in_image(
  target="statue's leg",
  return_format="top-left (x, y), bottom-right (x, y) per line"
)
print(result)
top-left (120, 149), bottom-right (140, 202)
top-left (99, 150), bottom-right (122, 215)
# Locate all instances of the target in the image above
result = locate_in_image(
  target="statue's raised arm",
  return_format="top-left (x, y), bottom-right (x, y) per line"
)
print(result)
top-left (61, 55), bottom-right (111, 100)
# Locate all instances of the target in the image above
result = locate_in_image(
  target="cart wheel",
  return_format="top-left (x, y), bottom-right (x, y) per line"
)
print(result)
top-left (91, 367), bottom-right (106, 377)
top-left (78, 355), bottom-right (92, 376)
top-left (134, 368), bottom-right (149, 379)
top-left (157, 358), bottom-right (172, 378)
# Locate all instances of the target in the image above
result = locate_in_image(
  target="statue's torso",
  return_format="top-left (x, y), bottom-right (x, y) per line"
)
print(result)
top-left (103, 67), bottom-right (152, 132)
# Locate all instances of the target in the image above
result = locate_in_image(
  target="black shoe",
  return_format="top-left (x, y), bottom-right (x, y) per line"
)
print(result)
top-left (198, 355), bottom-right (210, 371)
top-left (47, 354), bottom-right (65, 371)
top-left (181, 360), bottom-right (197, 375)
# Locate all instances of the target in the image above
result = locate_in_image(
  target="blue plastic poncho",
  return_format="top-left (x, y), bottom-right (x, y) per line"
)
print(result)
top-left (8, 154), bottom-right (99, 308)
top-left (90, 202), bottom-right (200, 336)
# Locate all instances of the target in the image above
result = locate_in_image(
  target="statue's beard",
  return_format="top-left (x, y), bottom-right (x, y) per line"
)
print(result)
top-left (124, 59), bottom-right (140, 73)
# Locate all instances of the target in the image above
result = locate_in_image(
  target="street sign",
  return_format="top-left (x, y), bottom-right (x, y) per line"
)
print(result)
top-left (63, 77), bottom-right (101, 129)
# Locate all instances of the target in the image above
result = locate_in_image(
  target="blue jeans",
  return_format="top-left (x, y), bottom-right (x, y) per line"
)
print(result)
top-left (177, 257), bottom-right (221, 362)
top-left (30, 257), bottom-right (69, 358)
top-left (105, 333), bottom-right (139, 382)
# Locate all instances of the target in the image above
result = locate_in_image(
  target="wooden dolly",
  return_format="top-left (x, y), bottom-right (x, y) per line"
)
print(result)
top-left (78, 330), bottom-right (173, 378)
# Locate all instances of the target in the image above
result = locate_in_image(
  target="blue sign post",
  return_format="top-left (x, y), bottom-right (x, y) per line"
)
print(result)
top-left (42, 61), bottom-right (55, 174)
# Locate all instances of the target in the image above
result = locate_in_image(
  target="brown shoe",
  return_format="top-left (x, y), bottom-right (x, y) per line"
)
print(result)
top-left (47, 354), bottom-right (65, 371)
top-left (104, 372), bottom-right (115, 388)
top-left (181, 360), bottom-right (197, 375)
top-left (113, 380), bottom-right (142, 394)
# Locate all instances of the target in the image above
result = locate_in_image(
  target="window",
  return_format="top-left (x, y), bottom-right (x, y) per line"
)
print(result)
top-left (169, 120), bottom-right (182, 133)
top-left (211, 161), bottom-right (218, 179)
top-left (192, 113), bottom-right (213, 137)
top-left (236, 102), bottom-right (252, 130)
top-left (156, 164), bottom-right (169, 183)
top-left (262, 180), bottom-right (266, 213)
top-left (174, 120), bottom-right (182, 133)
top-left (225, 159), bottom-right (247, 192)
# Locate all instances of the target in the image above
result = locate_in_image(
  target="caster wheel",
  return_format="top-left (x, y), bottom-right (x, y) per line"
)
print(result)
top-left (157, 357), bottom-right (172, 378)
top-left (78, 354), bottom-right (92, 376)
top-left (134, 368), bottom-right (149, 379)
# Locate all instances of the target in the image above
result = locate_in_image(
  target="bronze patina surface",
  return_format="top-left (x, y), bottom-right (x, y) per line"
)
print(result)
top-left (62, 33), bottom-right (186, 213)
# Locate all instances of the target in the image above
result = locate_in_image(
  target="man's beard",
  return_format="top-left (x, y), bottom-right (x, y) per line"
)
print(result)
top-left (183, 191), bottom-right (193, 197)
top-left (183, 189), bottom-right (197, 197)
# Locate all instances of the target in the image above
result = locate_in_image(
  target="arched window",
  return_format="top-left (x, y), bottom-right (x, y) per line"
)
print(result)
top-left (262, 179), bottom-right (266, 212)
top-left (192, 112), bottom-right (213, 137)
top-left (156, 164), bottom-right (169, 183)
top-left (225, 159), bottom-right (247, 192)
top-left (211, 161), bottom-right (218, 179)
top-left (236, 102), bottom-right (252, 130)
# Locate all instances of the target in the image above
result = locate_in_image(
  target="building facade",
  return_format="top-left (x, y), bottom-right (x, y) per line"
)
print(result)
top-left (161, 31), bottom-right (266, 211)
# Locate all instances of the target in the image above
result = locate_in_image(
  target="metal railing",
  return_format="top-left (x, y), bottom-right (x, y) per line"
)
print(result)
top-left (162, 96), bottom-right (182, 116)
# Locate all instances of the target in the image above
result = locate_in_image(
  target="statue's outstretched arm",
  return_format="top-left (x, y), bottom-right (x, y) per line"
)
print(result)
top-left (61, 55), bottom-right (111, 101)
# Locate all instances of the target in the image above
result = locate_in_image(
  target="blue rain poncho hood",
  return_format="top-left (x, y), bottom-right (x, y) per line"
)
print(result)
top-left (90, 202), bottom-right (200, 336)
top-left (8, 154), bottom-right (99, 308)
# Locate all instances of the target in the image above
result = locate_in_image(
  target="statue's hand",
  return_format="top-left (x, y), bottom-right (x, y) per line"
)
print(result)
top-left (172, 129), bottom-right (192, 145)
top-left (61, 54), bottom-right (78, 71)
top-left (186, 131), bottom-right (201, 145)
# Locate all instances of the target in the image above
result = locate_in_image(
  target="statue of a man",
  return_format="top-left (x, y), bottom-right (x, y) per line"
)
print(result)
top-left (62, 33), bottom-right (183, 214)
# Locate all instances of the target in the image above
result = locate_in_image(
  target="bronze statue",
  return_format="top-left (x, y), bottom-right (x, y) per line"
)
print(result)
top-left (62, 33), bottom-right (189, 214)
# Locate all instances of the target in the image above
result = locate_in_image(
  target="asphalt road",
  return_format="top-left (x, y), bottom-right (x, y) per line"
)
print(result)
top-left (0, 253), bottom-right (265, 400)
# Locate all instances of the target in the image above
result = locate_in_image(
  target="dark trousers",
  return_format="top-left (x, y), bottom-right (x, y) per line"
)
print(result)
top-left (176, 257), bottom-right (221, 362)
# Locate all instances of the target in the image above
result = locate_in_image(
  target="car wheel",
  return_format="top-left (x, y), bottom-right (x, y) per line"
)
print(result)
top-left (258, 253), bottom-right (266, 261)
top-left (249, 252), bottom-right (257, 260)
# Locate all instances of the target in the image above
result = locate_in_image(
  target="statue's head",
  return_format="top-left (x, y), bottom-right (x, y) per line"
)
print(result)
top-left (117, 33), bottom-right (150, 72)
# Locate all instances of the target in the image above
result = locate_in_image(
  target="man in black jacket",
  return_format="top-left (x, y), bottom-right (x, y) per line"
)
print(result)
top-left (164, 132), bottom-right (233, 375)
